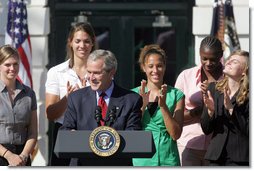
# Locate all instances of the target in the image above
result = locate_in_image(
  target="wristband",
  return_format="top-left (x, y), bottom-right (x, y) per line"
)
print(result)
top-left (2, 149), bottom-right (8, 157)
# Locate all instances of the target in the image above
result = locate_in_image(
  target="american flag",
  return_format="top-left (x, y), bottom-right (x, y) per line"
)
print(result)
top-left (210, 0), bottom-right (241, 60)
top-left (5, 0), bottom-right (33, 88)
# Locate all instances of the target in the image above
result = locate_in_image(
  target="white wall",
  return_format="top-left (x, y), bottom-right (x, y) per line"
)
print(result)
top-left (193, 0), bottom-right (249, 65)
top-left (0, 0), bottom-right (49, 166)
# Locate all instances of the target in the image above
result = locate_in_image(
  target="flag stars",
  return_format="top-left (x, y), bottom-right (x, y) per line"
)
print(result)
top-left (14, 18), bottom-right (20, 24)
top-left (7, 0), bottom-right (29, 46)
top-left (16, 7), bottom-right (21, 14)
top-left (22, 19), bottom-right (27, 25)
top-left (9, 29), bottom-right (14, 34)
top-left (22, 28), bottom-right (27, 35)
top-left (10, 7), bottom-right (15, 13)
top-left (14, 27), bottom-right (20, 34)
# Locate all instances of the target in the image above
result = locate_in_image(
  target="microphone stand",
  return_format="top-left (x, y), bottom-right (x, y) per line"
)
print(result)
top-left (94, 106), bottom-right (102, 127)
top-left (106, 106), bottom-right (116, 126)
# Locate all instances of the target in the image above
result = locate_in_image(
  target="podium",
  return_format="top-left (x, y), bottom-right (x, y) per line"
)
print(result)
top-left (54, 130), bottom-right (155, 166)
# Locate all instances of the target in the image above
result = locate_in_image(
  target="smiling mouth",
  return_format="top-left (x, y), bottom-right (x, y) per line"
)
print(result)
top-left (151, 76), bottom-right (159, 80)
top-left (91, 81), bottom-right (99, 85)
top-left (79, 51), bottom-right (86, 54)
top-left (206, 66), bottom-right (214, 70)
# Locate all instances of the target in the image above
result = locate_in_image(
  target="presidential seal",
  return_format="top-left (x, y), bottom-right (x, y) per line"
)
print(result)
top-left (89, 126), bottom-right (120, 157)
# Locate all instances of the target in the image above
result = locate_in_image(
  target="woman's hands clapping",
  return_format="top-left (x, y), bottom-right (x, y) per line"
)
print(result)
top-left (158, 84), bottom-right (167, 108)
top-left (203, 90), bottom-right (215, 118)
top-left (139, 80), bottom-right (150, 112)
top-left (66, 79), bottom-right (87, 98)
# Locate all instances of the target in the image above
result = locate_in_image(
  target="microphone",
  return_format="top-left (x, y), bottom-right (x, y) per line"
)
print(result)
top-left (94, 106), bottom-right (102, 127)
top-left (107, 106), bottom-right (117, 125)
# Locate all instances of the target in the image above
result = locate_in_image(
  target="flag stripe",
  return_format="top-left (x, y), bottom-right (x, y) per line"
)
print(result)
top-left (18, 44), bottom-right (33, 87)
top-left (22, 37), bottom-right (32, 62)
top-left (18, 60), bottom-right (30, 86)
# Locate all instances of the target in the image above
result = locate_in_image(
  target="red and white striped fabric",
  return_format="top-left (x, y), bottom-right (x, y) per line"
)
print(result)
top-left (5, 0), bottom-right (33, 88)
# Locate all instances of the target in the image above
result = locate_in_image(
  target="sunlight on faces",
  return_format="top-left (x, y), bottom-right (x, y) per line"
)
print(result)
top-left (142, 54), bottom-right (165, 85)
top-left (200, 48), bottom-right (221, 72)
top-left (223, 55), bottom-right (248, 80)
top-left (86, 58), bottom-right (115, 91)
top-left (70, 30), bottom-right (94, 60)
top-left (0, 55), bottom-right (19, 80)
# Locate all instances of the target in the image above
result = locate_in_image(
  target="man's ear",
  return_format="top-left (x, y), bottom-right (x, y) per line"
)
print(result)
top-left (110, 69), bottom-right (116, 79)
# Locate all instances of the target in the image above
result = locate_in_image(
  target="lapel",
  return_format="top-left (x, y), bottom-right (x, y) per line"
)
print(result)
top-left (106, 84), bottom-right (124, 126)
top-left (85, 87), bottom-right (98, 122)
top-left (214, 87), bottom-right (226, 117)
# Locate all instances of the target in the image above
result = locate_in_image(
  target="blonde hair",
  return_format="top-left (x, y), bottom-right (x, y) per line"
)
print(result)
top-left (216, 50), bottom-right (249, 105)
top-left (0, 44), bottom-right (20, 65)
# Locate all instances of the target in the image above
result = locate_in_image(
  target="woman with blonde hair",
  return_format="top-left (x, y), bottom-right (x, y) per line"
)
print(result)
top-left (201, 50), bottom-right (249, 166)
top-left (0, 45), bottom-right (37, 166)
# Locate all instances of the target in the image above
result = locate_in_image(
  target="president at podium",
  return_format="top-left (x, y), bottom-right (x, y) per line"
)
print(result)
top-left (60, 50), bottom-right (143, 166)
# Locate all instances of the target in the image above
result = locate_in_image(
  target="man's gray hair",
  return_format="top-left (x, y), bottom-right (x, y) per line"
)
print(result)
top-left (88, 49), bottom-right (118, 72)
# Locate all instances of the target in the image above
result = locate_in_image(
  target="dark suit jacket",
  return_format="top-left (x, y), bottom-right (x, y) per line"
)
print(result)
top-left (60, 83), bottom-right (143, 166)
top-left (200, 82), bottom-right (249, 164)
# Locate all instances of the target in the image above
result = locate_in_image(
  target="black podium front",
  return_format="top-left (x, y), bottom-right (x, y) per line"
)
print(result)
top-left (54, 130), bottom-right (155, 166)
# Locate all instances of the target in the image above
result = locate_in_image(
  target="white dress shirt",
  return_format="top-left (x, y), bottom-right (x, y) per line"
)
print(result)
top-left (45, 59), bottom-right (89, 124)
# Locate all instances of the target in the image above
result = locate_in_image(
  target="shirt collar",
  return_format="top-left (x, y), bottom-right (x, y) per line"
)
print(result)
top-left (0, 79), bottom-right (26, 92)
top-left (195, 64), bottom-right (224, 85)
top-left (195, 65), bottom-right (202, 86)
top-left (96, 81), bottom-right (114, 98)
top-left (55, 59), bottom-right (71, 72)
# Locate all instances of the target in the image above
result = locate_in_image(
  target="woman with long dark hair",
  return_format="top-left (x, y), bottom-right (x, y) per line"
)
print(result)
top-left (45, 22), bottom-right (96, 166)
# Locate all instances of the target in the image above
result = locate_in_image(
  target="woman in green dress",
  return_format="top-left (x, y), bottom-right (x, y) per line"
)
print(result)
top-left (132, 44), bottom-right (185, 166)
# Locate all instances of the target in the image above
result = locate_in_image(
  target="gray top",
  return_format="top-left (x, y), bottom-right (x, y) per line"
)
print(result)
top-left (0, 80), bottom-right (37, 145)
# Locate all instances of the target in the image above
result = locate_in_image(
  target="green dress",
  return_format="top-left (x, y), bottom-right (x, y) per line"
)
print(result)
top-left (132, 85), bottom-right (184, 166)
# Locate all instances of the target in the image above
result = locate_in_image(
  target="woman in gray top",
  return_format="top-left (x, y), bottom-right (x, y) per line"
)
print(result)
top-left (0, 45), bottom-right (37, 166)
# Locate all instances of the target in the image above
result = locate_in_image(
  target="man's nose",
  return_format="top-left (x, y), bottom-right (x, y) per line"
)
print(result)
top-left (89, 73), bottom-right (95, 80)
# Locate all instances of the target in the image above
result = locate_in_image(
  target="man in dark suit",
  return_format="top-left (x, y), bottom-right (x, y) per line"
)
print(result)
top-left (60, 49), bottom-right (143, 166)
